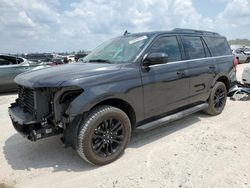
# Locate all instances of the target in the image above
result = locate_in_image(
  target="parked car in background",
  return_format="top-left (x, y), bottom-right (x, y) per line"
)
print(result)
top-left (9, 28), bottom-right (234, 165)
top-left (75, 52), bottom-right (89, 61)
top-left (244, 48), bottom-right (250, 55)
top-left (242, 64), bottom-right (250, 85)
top-left (231, 47), bottom-right (250, 64)
top-left (67, 55), bottom-right (75, 62)
top-left (25, 53), bottom-right (54, 63)
top-left (0, 55), bottom-right (49, 92)
top-left (50, 56), bottom-right (64, 65)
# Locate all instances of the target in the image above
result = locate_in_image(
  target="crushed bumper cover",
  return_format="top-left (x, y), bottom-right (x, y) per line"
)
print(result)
top-left (9, 104), bottom-right (62, 141)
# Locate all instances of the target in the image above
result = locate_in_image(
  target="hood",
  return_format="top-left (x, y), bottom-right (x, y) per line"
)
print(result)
top-left (15, 62), bottom-right (121, 88)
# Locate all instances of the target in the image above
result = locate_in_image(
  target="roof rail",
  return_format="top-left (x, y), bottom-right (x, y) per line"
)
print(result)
top-left (173, 28), bottom-right (220, 36)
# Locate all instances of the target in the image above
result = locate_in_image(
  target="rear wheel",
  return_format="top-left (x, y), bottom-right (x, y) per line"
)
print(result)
top-left (76, 105), bottom-right (131, 165)
top-left (203, 82), bottom-right (227, 115)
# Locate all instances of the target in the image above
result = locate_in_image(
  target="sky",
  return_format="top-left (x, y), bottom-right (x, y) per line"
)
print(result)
top-left (0, 0), bottom-right (250, 53)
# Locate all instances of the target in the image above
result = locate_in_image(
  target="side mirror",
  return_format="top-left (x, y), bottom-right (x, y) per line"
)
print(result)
top-left (143, 52), bottom-right (168, 66)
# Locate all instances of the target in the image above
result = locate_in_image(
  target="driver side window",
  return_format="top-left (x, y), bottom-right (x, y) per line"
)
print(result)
top-left (149, 36), bottom-right (182, 62)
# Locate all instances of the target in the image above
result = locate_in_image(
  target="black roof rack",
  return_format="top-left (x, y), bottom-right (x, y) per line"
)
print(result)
top-left (173, 28), bottom-right (220, 36)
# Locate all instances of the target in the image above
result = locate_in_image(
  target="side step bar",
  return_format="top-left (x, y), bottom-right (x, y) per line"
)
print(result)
top-left (135, 103), bottom-right (209, 132)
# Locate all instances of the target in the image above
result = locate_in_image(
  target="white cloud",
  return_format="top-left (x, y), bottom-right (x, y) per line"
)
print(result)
top-left (57, 0), bottom-right (217, 52)
top-left (0, 0), bottom-right (249, 53)
top-left (215, 0), bottom-right (250, 39)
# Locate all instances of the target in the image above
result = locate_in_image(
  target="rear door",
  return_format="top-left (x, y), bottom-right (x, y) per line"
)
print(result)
top-left (140, 35), bottom-right (189, 119)
top-left (181, 35), bottom-right (216, 104)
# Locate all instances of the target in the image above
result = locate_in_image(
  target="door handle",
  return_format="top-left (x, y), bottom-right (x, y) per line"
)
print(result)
top-left (209, 65), bottom-right (215, 69)
top-left (176, 71), bottom-right (185, 76)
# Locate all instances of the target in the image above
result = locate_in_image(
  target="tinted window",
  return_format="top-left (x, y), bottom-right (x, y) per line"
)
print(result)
top-left (204, 37), bottom-right (231, 56)
top-left (0, 56), bottom-right (21, 65)
top-left (0, 58), bottom-right (10, 65)
top-left (182, 36), bottom-right (206, 59)
top-left (149, 36), bottom-right (181, 62)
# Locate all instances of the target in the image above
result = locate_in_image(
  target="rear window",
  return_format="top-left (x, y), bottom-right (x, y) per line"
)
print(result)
top-left (182, 36), bottom-right (206, 59)
top-left (204, 37), bottom-right (231, 56)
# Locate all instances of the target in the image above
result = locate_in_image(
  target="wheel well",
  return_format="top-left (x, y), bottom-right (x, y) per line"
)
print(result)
top-left (217, 76), bottom-right (230, 91)
top-left (91, 99), bottom-right (136, 128)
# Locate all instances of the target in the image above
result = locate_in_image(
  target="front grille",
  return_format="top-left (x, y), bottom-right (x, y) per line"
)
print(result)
top-left (17, 85), bottom-right (35, 114)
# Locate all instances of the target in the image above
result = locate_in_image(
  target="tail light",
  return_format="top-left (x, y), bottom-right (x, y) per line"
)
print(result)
top-left (233, 57), bottom-right (239, 69)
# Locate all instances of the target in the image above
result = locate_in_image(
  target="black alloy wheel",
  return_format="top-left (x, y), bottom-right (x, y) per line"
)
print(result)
top-left (213, 88), bottom-right (226, 111)
top-left (203, 81), bottom-right (227, 116)
top-left (77, 105), bottom-right (131, 165)
top-left (92, 118), bottom-right (124, 157)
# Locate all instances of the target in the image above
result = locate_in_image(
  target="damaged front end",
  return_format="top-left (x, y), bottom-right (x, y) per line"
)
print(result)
top-left (9, 85), bottom-right (83, 141)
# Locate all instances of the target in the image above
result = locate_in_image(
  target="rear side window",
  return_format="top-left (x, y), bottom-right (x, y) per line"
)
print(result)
top-left (204, 37), bottom-right (231, 56)
top-left (149, 36), bottom-right (182, 62)
top-left (182, 36), bottom-right (206, 59)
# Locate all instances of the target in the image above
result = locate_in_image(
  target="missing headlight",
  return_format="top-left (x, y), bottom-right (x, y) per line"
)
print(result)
top-left (59, 89), bottom-right (83, 104)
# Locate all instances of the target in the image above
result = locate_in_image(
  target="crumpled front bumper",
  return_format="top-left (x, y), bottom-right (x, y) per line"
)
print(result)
top-left (9, 104), bottom-right (36, 139)
top-left (8, 103), bottom-right (62, 141)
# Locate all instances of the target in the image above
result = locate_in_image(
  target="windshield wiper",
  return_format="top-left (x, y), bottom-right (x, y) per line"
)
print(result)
top-left (88, 59), bottom-right (111, 63)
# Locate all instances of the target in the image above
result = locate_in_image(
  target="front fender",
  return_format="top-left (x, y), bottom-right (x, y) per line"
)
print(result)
top-left (65, 85), bottom-right (139, 118)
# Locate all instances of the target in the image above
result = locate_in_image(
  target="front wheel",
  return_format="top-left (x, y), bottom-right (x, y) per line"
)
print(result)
top-left (203, 82), bottom-right (227, 116)
top-left (76, 105), bottom-right (131, 165)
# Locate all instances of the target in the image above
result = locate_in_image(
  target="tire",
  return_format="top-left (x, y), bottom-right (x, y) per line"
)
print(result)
top-left (76, 105), bottom-right (131, 165)
top-left (203, 82), bottom-right (227, 116)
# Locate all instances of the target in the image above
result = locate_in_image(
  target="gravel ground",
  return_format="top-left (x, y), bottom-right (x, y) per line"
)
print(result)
top-left (0, 64), bottom-right (250, 188)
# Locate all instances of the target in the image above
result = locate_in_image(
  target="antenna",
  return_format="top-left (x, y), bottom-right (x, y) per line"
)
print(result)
top-left (123, 30), bottom-right (131, 36)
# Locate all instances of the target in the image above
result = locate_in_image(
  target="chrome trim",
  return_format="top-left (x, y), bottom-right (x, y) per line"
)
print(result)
top-left (148, 55), bottom-right (234, 67)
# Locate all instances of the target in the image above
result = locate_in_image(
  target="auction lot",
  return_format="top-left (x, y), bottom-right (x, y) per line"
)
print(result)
top-left (0, 65), bottom-right (250, 188)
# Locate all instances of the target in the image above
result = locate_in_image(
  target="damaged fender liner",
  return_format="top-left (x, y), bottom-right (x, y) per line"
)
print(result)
top-left (9, 104), bottom-right (62, 141)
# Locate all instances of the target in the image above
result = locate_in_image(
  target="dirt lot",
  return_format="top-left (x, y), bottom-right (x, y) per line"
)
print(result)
top-left (0, 64), bottom-right (250, 188)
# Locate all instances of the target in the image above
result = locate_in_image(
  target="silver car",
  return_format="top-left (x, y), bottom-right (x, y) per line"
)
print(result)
top-left (0, 55), bottom-right (49, 92)
top-left (232, 47), bottom-right (250, 64)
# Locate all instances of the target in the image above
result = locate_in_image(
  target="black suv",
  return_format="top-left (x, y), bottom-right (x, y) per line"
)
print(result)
top-left (9, 28), bottom-right (234, 165)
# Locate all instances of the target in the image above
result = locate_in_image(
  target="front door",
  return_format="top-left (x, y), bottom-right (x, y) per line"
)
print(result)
top-left (140, 35), bottom-right (189, 119)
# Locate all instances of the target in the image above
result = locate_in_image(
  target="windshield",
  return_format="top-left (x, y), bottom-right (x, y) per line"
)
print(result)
top-left (81, 35), bottom-right (152, 63)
